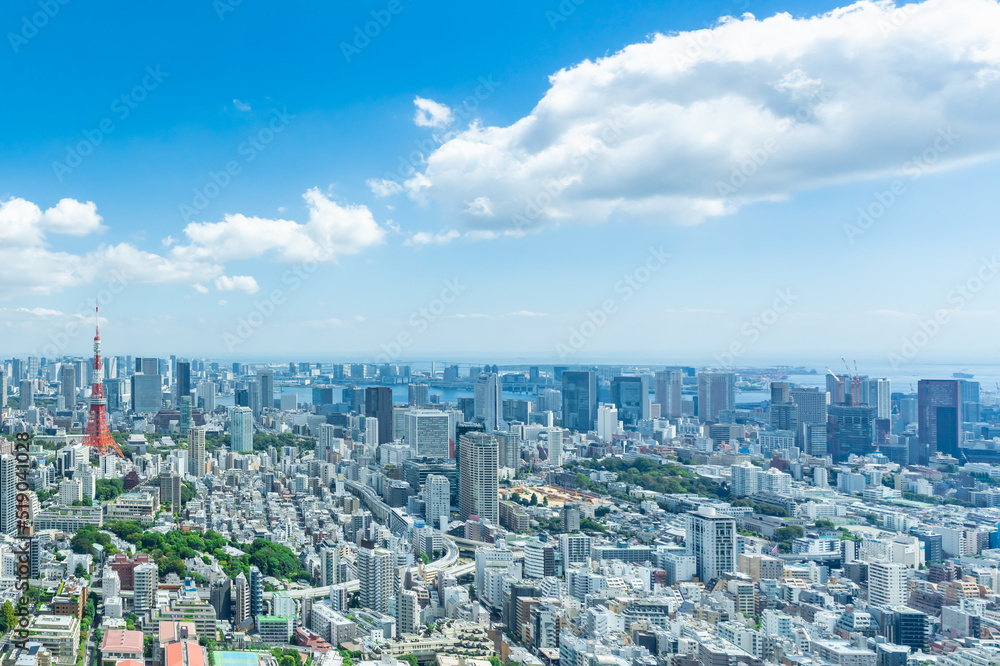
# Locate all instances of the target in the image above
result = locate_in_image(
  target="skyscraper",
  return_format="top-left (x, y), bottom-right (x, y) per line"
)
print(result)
top-left (861, 378), bottom-right (891, 419)
top-left (249, 565), bottom-right (263, 619)
top-left (408, 383), bottom-right (429, 406)
top-left (610, 375), bottom-right (649, 426)
top-left (474, 372), bottom-right (507, 433)
top-left (176, 360), bottom-right (191, 404)
top-left (231, 406), bottom-right (254, 453)
top-left (0, 455), bottom-right (17, 536)
top-left (561, 370), bottom-right (597, 433)
top-left (406, 410), bottom-right (450, 459)
top-left (697, 372), bottom-right (735, 423)
top-left (425, 474), bottom-right (450, 529)
top-left (828, 404), bottom-right (876, 460)
top-left (19, 379), bottom-right (33, 410)
top-left (188, 426), bottom-right (206, 477)
top-left (869, 562), bottom-right (907, 607)
top-left (685, 505), bottom-right (736, 583)
top-left (0, 370), bottom-right (7, 410)
top-left (654, 369), bottom-right (683, 419)
top-left (233, 572), bottom-right (251, 627)
top-left (357, 540), bottom-right (394, 613)
top-left (365, 386), bottom-right (393, 444)
top-left (918, 380), bottom-right (962, 458)
top-left (60, 365), bottom-right (76, 408)
top-left (257, 368), bottom-right (275, 412)
top-left (131, 374), bottom-right (162, 413)
top-left (459, 432), bottom-right (499, 524)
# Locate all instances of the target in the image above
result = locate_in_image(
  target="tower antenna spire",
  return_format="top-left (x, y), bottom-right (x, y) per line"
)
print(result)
top-left (83, 302), bottom-right (124, 458)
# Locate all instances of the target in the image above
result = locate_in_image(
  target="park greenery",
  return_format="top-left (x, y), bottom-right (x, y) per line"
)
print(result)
top-left (576, 457), bottom-right (730, 499)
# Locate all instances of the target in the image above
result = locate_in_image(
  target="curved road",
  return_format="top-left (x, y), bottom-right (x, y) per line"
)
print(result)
top-left (265, 532), bottom-right (464, 602)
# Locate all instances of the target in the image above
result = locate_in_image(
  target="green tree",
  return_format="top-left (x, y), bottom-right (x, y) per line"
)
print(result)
top-left (0, 600), bottom-right (16, 632)
top-left (75, 563), bottom-right (88, 577)
top-left (529, 493), bottom-right (538, 506)
top-left (400, 655), bottom-right (419, 666)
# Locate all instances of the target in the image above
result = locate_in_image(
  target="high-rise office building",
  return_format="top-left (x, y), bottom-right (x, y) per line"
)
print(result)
top-left (408, 383), bottom-right (429, 406)
top-left (198, 380), bottom-right (216, 412)
top-left (828, 404), bottom-right (876, 460)
top-left (860, 378), bottom-right (891, 419)
top-left (365, 387), bottom-right (393, 444)
top-left (561, 370), bottom-right (597, 433)
top-left (136, 357), bottom-right (159, 375)
top-left (459, 432), bottom-right (499, 524)
top-left (425, 474), bottom-right (450, 529)
top-left (918, 380), bottom-right (963, 458)
top-left (474, 372), bottom-right (507, 433)
top-left (654, 369), bottom-right (683, 419)
top-left (357, 540), bottom-right (394, 613)
top-left (697, 372), bottom-right (735, 423)
top-left (0, 370), bottom-right (7, 409)
top-left (610, 376), bottom-right (649, 426)
top-left (176, 360), bottom-right (191, 404)
top-left (60, 365), bottom-right (76, 408)
top-left (257, 368), bottom-right (275, 412)
top-left (231, 406), bottom-right (254, 453)
top-left (790, 387), bottom-right (829, 425)
top-left (685, 505), bottom-right (736, 582)
top-left (19, 379), bottom-right (33, 410)
top-left (406, 410), bottom-right (450, 458)
top-left (188, 426), bottom-right (206, 477)
top-left (131, 374), bottom-right (162, 413)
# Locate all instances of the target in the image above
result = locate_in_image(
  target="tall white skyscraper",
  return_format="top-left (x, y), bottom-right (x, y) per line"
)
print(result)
top-left (188, 426), bottom-right (207, 477)
top-left (318, 423), bottom-right (336, 461)
top-left (231, 406), bottom-right (253, 453)
top-left (869, 561), bottom-right (907, 607)
top-left (596, 404), bottom-right (621, 442)
top-left (198, 380), bottom-right (216, 412)
top-left (459, 432), bottom-right (499, 524)
top-left (474, 372), bottom-right (507, 433)
top-left (861, 378), bottom-right (891, 419)
top-left (358, 541), bottom-right (394, 613)
top-left (0, 455), bottom-right (17, 536)
top-left (425, 474), bottom-right (450, 528)
top-left (134, 562), bottom-right (159, 614)
top-left (406, 410), bottom-right (450, 458)
top-left (685, 505), bottom-right (736, 582)
top-left (397, 589), bottom-right (419, 635)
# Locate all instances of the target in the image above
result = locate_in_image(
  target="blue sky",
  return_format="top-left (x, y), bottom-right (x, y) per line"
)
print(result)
top-left (2, 0), bottom-right (1000, 366)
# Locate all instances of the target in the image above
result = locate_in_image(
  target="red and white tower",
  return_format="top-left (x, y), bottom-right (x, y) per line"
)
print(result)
top-left (83, 303), bottom-right (124, 458)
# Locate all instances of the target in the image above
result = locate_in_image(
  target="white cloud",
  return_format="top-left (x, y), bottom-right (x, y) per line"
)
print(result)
top-left (234, 98), bottom-right (252, 112)
top-left (193, 284), bottom-right (210, 294)
top-left (214, 275), bottom-right (260, 294)
top-left (413, 96), bottom-right (454, 129)
top-left (177, 188), bottom-right (387, 264)
top-left (405, 229), bottom-right (460, 246)
top-left (366, 178), bottom-right (405, 198)
top-left (0, 196), bottom-right (104, 247)
top-left (402, 0), bottom-right (1000, 232)
top-left (0, 190), bottom-right (386, 299)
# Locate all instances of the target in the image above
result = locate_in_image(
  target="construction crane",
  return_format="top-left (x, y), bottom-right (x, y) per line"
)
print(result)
top-left (826, 367), bottom-right (844, 404)
top-left (841, 358), bottom-right (860, 405)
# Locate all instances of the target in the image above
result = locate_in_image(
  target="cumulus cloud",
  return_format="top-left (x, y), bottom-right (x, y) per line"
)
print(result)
top-left (214, 275), bottom-right (260, 294)
top-left (367, 178), bottom-right (405, 198)
top-left (413, 96), bottom-right (454, 129)
top-left (177, 188), bottom-right (387, 264)
top-left (233, 98), bottom-right (252, 112)
top-left (0, 190), bottom-right (386, 299)
top-left (405, 229), bottom-right (460, 246)
top-left (393, 0), bottom-right (1000, 231)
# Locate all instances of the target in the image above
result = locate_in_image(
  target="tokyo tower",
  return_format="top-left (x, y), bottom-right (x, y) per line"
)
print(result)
top-left (83, 303), bottom-right (124, 458)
